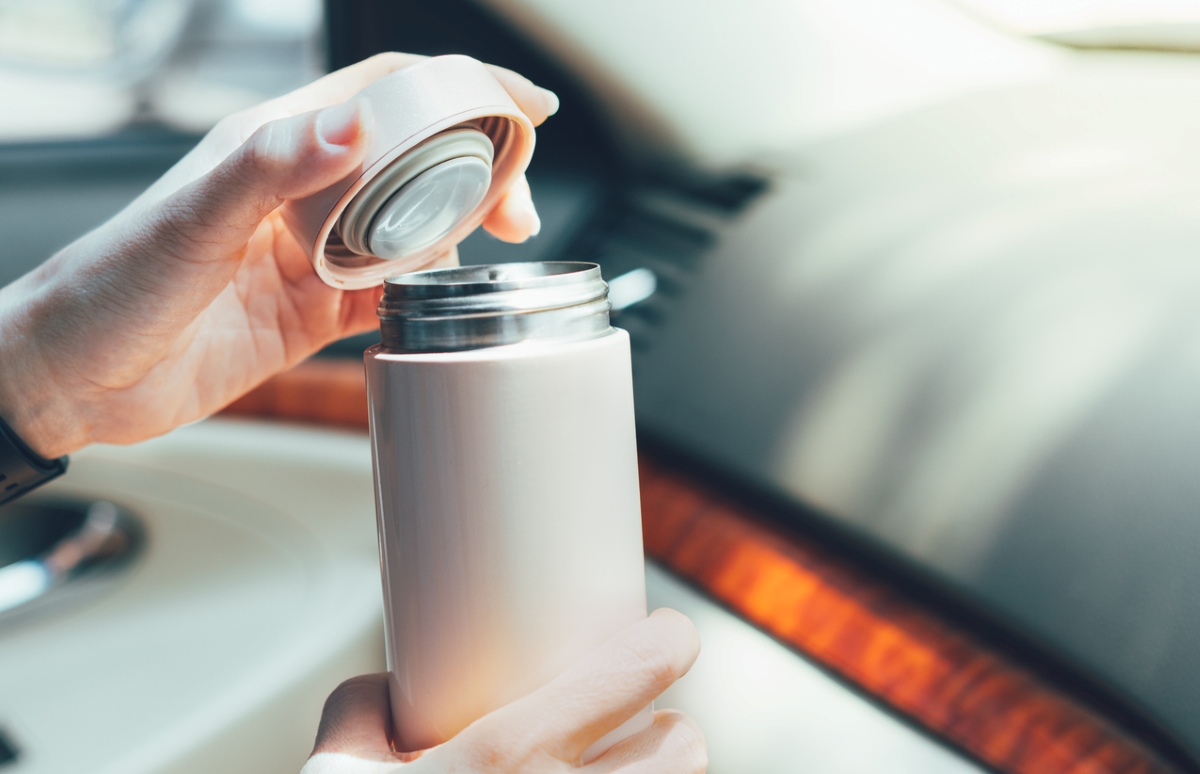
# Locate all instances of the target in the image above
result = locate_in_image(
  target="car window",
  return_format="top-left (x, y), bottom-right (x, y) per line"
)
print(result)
top-left (0, 0), bottom-right (324, 143)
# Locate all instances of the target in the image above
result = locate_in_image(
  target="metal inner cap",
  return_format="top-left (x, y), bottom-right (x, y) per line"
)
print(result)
top-left (377, 262), bottom-right (612, 352)
top-left (338, 127), bottom-right (494, 259)
top-left (368, 156), bottom-right (491, 258)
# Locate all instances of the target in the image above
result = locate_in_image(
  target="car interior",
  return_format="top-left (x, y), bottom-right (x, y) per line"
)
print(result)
top-left (2, 0), bottom-right (1200, 772)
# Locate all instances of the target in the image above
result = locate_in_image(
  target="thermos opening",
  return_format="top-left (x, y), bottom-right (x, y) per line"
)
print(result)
top-left (377, 261), bottom-right (611, 353)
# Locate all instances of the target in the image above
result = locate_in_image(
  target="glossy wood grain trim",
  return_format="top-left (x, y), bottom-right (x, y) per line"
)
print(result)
top-left (223, 358), bottom-right (370, 432)
top-left (223, 357), bottom-right (1177, 774)
top-left (639, 454), bottom-right (1174, 774)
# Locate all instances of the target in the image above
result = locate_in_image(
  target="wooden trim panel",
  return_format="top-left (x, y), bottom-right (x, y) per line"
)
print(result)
top-left (639, 454), bottom-right (1173, 774)
top-left (224, 358), bottom-right (370, 432)
top-left (223, 358), bottom-right (1177, 774)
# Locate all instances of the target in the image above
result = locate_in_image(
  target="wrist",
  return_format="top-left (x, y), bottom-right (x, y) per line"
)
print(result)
top-left (0, 278), bottom-right (91, 459)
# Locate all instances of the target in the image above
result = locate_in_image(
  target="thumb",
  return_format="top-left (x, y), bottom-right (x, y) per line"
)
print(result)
top-left (152, 98), bottom-right (371, 267)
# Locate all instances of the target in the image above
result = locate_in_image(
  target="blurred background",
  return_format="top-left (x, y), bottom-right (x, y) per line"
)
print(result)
top-left (0, 0), bottom-right (325, 293)
top-left (6, 1), bottom-right (1200, 773)
top-left (0, 0), bottom-right (323, 140)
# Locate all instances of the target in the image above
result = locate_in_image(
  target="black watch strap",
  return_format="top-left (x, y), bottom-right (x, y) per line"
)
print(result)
top-left (0, 413), bottom-right (67, 506)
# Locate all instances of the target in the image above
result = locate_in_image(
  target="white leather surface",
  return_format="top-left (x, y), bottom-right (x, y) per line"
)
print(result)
top-left (0, 419), bottom-right (980, 773)
top-left (481, 0), bottom-right (1057, 167)
top-left (0, 420), bottom-right (385, 774)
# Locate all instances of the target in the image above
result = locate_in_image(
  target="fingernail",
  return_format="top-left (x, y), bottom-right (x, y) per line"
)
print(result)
top-left (316, 99), bottom-right (366, 148)
top-left (540, 88), bottom-right (560, 117)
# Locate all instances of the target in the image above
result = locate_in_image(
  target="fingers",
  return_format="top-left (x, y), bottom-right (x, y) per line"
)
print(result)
top-left (484, 65), bottom-right (560, 126)
top-left (583, 710), bottom-right (708, 774)
top-left (305, 619), bottom-right (703, 774)
top-left (230, 54), bottom-right (556, 144)
top-left (482, 174), bottom-right (541, 243)
top-left (219, 97), bottom-right (371, 216)
top-left (311, 674), bottom-right (398, 762)
top-left (150, 98), bottom-right (370, 275)
top-left (478, 609), bottom-right (701, 764)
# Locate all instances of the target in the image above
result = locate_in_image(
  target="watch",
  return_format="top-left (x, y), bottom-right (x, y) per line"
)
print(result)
top-left (0, 413), bottom-right (67, 507)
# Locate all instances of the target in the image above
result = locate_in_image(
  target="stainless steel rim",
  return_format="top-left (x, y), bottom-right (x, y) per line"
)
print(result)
top-left (377, 262), bottom-right (612, 352)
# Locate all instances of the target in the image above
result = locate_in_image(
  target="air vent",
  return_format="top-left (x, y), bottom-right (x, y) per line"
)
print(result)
top-left (317, 170), bottom-right (767, 358)
top-left (564, 172), bottom-right (767, 353)
top-left (644, 169), bottom-right (768, 214)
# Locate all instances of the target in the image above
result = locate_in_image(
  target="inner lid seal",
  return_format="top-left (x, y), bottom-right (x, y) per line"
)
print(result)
top-left (338, 127), bottom-right (494, 259)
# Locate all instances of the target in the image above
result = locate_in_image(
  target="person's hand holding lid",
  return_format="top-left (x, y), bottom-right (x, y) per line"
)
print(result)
top-left (0, 53), bottom-right (556, 459)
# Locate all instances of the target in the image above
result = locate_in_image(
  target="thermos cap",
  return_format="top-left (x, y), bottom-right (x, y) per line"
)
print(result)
top-left (280, 55), bottom-right (535, 289)
top-left (377, 262), bottom-right (611, 352)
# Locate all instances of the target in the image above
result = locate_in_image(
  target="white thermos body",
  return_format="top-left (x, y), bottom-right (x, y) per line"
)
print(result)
top-left (364, 262), bottom-right (650, 756)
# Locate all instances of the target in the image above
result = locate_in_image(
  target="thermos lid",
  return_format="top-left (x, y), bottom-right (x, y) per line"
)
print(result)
top-left (280, 56), bottom-right (536, 289)
top-left (377, 262), bottom-right (611, 352)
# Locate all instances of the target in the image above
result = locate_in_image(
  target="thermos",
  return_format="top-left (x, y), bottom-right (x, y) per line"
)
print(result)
top-left (284, 54), bottom-right (650, 757)
top-left (364, 262), bottom-right (651, 756)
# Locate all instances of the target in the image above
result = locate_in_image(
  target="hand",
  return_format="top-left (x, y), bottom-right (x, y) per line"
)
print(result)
top-left (302, 609), bottom-right (707, 774)
top-left (0, 53), bottom-right (558, 459)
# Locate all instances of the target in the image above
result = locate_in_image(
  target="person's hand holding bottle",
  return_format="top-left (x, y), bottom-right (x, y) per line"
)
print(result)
top-left (304, 610), bottom-right (707, 774)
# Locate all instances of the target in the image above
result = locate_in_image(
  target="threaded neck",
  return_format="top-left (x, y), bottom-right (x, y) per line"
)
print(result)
top-left (377, 262), bottom-right (611, 352)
